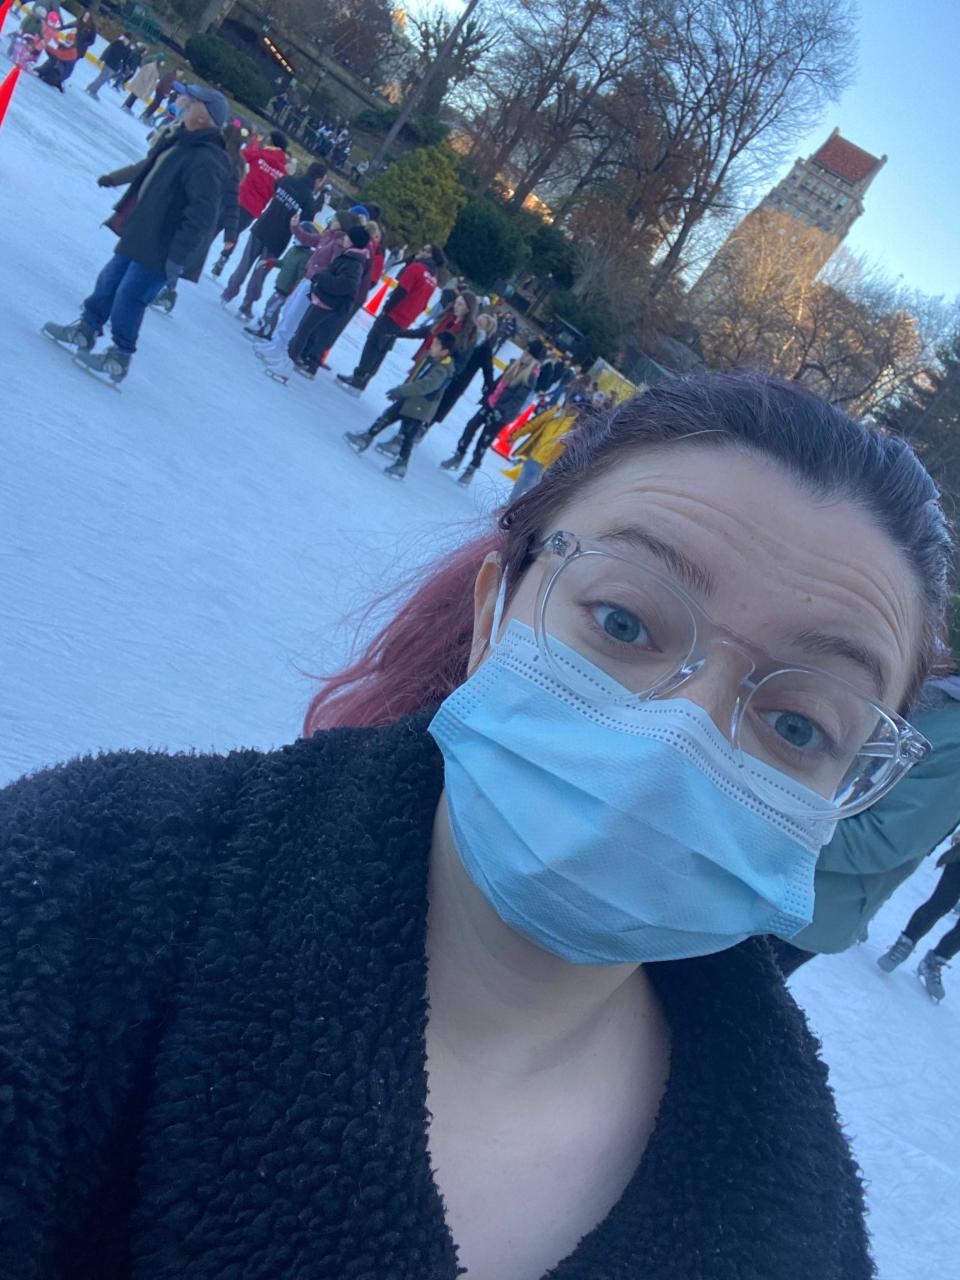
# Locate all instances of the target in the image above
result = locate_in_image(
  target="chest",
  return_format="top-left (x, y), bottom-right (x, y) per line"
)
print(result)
top-left (425, 1040), bottom-right (668, 1280)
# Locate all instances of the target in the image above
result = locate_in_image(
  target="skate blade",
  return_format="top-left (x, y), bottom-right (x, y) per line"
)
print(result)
top-left (335, 380), bottom-right (362, 395)
top-left (72, 356), bottom-right (123, 390)
top-left (41, 325), bottom-right (83, 351)
top-left (263, 369), bottom-right (288, 384)
top-left (384, 471), bottom-right (405, 481)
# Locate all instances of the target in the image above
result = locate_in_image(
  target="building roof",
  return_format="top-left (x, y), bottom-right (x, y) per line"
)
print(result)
top-left (812, 134), bottom-right (883, 186)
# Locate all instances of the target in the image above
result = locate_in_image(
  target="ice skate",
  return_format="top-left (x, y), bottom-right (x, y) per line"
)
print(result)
top-left (149, 286), bottom-right (176, 315)
top-left (374, 436), bottom-right (402, 458)
top-left (243, 324), bottom-right (271, 341)
top-left (344, 430), bottom-right (374, 453)
top-left (917, 951), bottom-right (947, 1003)
top-left (263, 366), bottom-right (289, 384)
top-left (238, 305), bottom-right (253, 322)
top-left (384, 459), bottom-right (408, 480)
top-left (440, 450), bottom-right (464, 471)
top-left (457, 464), bottom-right (479, 487)
top-left (335, 373), bottom-right (364, 396)
top-left (877, 933), bottom-right (915, 973)
top-left (42, 317), bottom-right (95, 351)
top-left (73, 345), bottom-right (130, 387)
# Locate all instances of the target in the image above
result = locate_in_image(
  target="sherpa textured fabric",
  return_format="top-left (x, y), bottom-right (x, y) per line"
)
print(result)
top-left (0, 715), bottom-right (875, 1279)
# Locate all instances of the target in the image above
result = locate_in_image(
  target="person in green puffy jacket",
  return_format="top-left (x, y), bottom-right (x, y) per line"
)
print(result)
top-left (772, 671), bottom-right (960, 974)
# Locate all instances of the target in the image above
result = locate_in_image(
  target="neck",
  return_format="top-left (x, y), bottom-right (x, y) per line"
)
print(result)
top-left (426, 795), bottom-right (654, 1080)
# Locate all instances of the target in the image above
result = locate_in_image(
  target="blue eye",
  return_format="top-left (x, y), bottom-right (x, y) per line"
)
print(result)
top-left (591, 604), bottom-right (651, 646)
top-left (763, 710), bottom-right (826, 752)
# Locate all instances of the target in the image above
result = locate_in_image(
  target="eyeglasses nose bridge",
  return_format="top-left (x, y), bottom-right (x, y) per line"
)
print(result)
top-left (704, 632), bottom-right (757, 686)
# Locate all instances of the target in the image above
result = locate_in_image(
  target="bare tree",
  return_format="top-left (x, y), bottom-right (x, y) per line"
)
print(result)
top-left (688, 218), bottom-right (936, 417)
top-left (405, 5), bottom-right (499, 116)
top-left (640, 0), bottom-right (856, 301)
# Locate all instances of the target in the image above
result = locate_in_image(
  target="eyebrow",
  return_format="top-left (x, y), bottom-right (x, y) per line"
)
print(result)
top-left (786, 629), bottom-right (887, 698)
top-left (599, 525), bottom-right (716, 597)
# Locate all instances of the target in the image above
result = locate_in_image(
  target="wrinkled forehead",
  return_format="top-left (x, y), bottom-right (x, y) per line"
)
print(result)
top-left (546, 444), bottom-right (923, 707)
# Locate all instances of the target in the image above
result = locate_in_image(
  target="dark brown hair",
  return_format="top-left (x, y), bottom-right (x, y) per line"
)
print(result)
top-left (305, 373), bottom-right (953, 732)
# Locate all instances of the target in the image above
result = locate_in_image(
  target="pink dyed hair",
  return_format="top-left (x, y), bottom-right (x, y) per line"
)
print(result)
top-left (304, 373), bottom-right (951, 734)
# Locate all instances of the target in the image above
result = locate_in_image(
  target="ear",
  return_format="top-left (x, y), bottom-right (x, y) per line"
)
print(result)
top-left (466, 552), bottom-right (503, 676)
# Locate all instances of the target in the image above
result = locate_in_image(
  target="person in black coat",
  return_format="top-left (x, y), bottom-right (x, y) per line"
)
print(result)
top-left (84, 32), bottom-right (128, 99)
top-left (221, 161), bottom-right (328, 315)
top-left (111, 37), bottom-right (142, 89)
top-left (431, 312), bottom-right (498, 425)
top-left (286, 224), bottom-right (371, 375)
top-left (42, 85), bottom-right (232, 385)
top-left (4, 371), bottom-right (944, 1276)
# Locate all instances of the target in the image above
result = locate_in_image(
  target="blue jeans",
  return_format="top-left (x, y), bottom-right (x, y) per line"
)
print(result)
top-left (83, 254), bottom-right (167, 355)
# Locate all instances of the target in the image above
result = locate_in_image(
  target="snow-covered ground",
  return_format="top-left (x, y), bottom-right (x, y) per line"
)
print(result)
top-left (1, 48), bottom-right (957, 1279)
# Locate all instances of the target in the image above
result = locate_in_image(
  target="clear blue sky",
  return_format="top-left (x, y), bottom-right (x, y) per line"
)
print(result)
top-left (422, 0), bottom-right (957, 299)
top-left (768, 0), bottom-right (959, 300)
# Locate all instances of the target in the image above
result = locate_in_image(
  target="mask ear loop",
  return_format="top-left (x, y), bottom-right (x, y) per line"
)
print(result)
top-left (489, 568), bottom-right (509, 649)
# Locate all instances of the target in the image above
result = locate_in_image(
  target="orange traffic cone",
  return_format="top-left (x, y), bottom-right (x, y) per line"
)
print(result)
top-left (491, 403), bottom-right (536, 458)
top-left (364, 278), bottom-right (391, 317)
top-left (0, 64), bottom-right (21, 132)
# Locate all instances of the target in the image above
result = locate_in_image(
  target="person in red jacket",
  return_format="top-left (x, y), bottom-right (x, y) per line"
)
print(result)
top-left (337, 243), bottom-right (446, 391)
top-left (213, 130), bottom-right (288, 272)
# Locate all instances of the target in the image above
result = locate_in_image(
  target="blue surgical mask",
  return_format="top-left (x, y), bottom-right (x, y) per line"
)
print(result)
top-left (429, 622), bottom-right (837, 965)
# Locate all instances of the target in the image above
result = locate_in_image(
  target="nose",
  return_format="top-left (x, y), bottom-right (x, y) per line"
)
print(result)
top-left (659, 640), bottom-right (753, 739)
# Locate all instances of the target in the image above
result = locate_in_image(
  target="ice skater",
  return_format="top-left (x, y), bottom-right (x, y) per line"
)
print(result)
top-left (878, 833), bottom-right (960, 1001)
top-left (440, 339), bottom-right (545, 486)
top-left (263, 224), bottom-right (371, 383)
top-left (43, 84), bottom-right (232, 385)
top-left (343, 331), bottom-right (456, 480)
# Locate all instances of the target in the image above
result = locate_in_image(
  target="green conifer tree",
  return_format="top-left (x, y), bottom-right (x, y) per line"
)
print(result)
top-left (364, 145), bottom-right (467, 253)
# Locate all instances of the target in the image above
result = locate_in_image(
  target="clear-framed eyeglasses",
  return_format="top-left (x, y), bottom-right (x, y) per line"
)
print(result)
top-left (521, 531), bottom-right (930, 819)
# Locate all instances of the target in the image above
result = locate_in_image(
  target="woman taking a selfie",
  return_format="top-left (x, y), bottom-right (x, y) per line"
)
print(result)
top-left (1, 374), bottom-right (951, 1278)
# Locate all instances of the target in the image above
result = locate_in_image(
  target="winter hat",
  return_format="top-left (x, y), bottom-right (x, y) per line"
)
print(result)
top-left (349, 204), bottom-right (370, 218)
top-left (528, 338), bottom-right (547, 360)
top-left (346, 225), bottom-right (372, 250)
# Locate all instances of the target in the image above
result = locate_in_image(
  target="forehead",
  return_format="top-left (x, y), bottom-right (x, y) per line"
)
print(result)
top-left (550, 445), bottom-right (922, 705)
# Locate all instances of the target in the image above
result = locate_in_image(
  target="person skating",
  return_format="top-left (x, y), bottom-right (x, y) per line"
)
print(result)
top-left (344, 331), bottom-right (456, 479)
top-left (429, 312), bottom-right (497, 425)
top-left (257, 210), bottom-right (367, 373)
top-left (220, 159), bottom-right (327, 317)
top-left (336, 243), bottom-right (446, 392)
top-left (491, 306), bottom-right (517, 354)
top-left (5, 0), bottom-right (45, 60)
top-left (35, 24), bottom-right (77, 92)
top-left (122, 50), bottom-right (163, 112)
top-left (140, 65), bottom-right (181, 123)
top-left (264, 224), bottom-right (371, 383)
top-left (877, 832), bottom-right (960, 1002)
top-left (243, 231), bottom-right (316, 340)
top-left (112, 38), bottom-right (142, 91)
top-left (43, 84), bottom-right (232, 386)
top-left (403, 290), bottom-right (479, 377)
top-left (506, 399), bottom-right (581, 500)
top-left (85, 32), bottom-right (129, 99)
top-left (211, 130), bottom-right (288, 277)
top-left (441, 339), bottom-right (545, 486)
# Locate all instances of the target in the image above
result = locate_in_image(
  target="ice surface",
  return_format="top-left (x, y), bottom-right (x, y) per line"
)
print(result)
top-left (0, 44), bottom-right (957, 1278)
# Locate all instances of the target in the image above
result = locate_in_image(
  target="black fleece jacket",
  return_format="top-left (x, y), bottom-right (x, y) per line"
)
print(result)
top-left (0, 717), bottom-right (874, 1279)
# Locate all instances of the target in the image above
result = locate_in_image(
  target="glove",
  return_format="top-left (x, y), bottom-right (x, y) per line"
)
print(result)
top-left (386, 388), bottom-right (401, 400)
top-left (96, 174), bottom-right (112, 187)
top-left (164, 260), bottom-right (183, 288)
